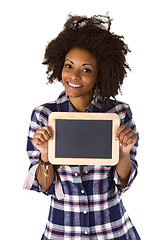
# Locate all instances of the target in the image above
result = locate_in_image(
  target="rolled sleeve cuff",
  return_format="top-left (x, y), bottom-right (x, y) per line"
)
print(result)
top-left (23, 163), bottom-right (39, 191)
top-left (23, 163), bottom-right (64, 199)
top-left (23, 162), bottom-right (55, 194)
top-left (114, 160), bottom-right (138, 194)
top-left (41, 173), bottom-right (64, 199)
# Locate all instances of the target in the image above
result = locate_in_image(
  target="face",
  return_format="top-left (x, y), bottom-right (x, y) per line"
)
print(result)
top-left (62, 48), bottom-right (99, 99)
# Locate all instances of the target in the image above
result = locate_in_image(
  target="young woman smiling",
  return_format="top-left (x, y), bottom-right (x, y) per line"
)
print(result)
top-left (24, 14), bottom-right (140, 240)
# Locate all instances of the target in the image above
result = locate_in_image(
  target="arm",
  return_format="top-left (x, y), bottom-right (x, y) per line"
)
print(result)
top-left (116, 125), bottom-right (137, 188)
top-left (36, 163), bottom-right (54, 193)
top-left (32, 126), bottom-right (55, 192)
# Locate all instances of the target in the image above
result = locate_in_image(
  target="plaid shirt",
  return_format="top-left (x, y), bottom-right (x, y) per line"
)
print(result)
top-left (24, 91), bottom-right (140, 239)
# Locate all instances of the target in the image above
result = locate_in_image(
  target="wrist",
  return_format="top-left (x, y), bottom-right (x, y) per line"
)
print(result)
top-left (119, 151), bottom-right (130, 161)
top-left (38, 155), bottom-right (51, 177)
top-left (119, 152), bottom-right (130, 162)
top-left (40, 153), bottom-right (48, 162)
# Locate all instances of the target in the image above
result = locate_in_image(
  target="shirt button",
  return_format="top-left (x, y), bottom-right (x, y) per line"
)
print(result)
top-left (83, 210), bottom-right (87, 214)
top-left (84, 231), bottom-right (88, 235)
top-left (85, 170), bottom-right (88, 174)
top-left (74, 172), bottom-right (78, 176)
top-left (81, 189), bottom-right (85, 194)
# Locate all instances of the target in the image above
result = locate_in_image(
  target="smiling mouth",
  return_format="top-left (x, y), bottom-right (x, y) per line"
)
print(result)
top-left (67, 82), bottom-right (83, 88)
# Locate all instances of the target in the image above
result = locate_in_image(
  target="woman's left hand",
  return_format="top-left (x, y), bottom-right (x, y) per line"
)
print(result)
top-left (116, 125), bottom-right (137, 154)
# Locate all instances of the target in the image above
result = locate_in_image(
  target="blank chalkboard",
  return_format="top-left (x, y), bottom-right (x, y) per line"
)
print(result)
top-left (48, 112), bottom-right (120, 165)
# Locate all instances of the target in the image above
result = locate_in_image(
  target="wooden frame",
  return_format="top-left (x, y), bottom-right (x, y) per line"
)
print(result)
top-left (48, 112), bottom-right (120, 166)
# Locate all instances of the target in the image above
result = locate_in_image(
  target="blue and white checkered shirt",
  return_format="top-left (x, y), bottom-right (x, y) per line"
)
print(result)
top-left (24, 91), bottom-right (140, 239)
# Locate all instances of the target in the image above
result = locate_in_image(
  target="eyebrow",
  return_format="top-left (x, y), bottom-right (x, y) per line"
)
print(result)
top-left (65, 59), bottom-right (94, 68)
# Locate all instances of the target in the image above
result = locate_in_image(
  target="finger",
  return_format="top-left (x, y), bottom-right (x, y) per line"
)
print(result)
top-left (32, 138), bottom-right (43, 147)
top-left (116, 125), bottom-right (126, 139)
top-left (42, 126), bottom-right (53, 139)
top-left (35, 128), bottom-right (52, 141)
top-left (34, 132), bottom-right (47, 143)
top-left (120, 129), bottom-right (133, 145)
top-left (126, 134), bottom-right (137, 146)
top-left (117, 126), bottom-right (131, 142)
top-left (41, 129), bottom-right (51, 141)
top-left (120, 132), bottom-right (137, 148)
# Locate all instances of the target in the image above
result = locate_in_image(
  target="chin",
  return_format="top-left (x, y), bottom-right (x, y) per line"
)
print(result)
top-left (67, 93), bottom-right (81, 98)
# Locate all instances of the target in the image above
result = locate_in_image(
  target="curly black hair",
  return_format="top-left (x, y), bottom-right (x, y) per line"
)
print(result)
top-left (43, 14), bottom-right (130, 107)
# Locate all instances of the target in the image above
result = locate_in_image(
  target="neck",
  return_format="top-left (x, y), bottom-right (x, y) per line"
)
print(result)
top-left (69, 93), bottom-right (93, 112)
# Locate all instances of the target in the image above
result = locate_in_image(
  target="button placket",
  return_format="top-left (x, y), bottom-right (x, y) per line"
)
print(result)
top-left (81, 189), bottom-right (85, 194)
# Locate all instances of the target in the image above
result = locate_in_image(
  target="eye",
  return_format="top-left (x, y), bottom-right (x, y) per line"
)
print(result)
top-left (65, 64), bottom-right (72, 69)
top-left (82, 68), bottom-right (92, 73)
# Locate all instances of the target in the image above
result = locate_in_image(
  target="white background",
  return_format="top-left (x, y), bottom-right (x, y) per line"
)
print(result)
top-left (0, 0), bottom-right (159, 239)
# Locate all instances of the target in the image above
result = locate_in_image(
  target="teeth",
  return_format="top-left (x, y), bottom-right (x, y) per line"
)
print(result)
top-left (68, 82), bottom-right (82, 88)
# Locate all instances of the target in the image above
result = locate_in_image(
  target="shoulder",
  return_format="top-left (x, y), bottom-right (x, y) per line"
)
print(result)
top-left (30, 91), bottom-right (67, 126)
top-left (30, 101), bottom-right (58, 126)
top-left (107, 99), bottom-right (130, 114)
top-left (107, 99), bottom-right (133, 123)
top-left (34, 101), bottom-right (58, 115)
top-left (107, 99), bottom-right (139, 144)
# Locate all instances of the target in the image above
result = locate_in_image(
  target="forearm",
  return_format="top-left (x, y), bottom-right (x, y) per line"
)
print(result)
top-left (36, 154), bottom-right (55, 192)
top-left (116, 152), bottom-right (132, 188)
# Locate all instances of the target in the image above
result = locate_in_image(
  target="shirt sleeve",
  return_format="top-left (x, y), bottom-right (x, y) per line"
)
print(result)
top-left (23, 107), bottom-right (55, 195)
top-left (113, 105), bottom-right (139, 194)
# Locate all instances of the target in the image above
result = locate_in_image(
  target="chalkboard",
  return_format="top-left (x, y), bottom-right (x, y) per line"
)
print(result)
top-left (48, 112), bottom-right (120, 165)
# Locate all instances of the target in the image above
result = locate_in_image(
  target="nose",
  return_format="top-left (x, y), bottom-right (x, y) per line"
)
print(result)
top-left (70, 69), bottom-right (81, 81)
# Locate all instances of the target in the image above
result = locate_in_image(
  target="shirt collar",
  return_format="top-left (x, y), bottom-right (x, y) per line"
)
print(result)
top-left (56, 90), bottom-right (103, 112)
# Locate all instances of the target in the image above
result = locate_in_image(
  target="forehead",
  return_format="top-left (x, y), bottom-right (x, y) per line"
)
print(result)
top-left (65, 48), bottom-right (97, 65)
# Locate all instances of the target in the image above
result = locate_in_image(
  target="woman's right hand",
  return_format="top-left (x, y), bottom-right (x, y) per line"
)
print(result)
top-left (32, 126), bottom-right (53, 160)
